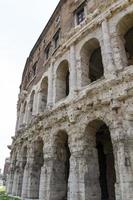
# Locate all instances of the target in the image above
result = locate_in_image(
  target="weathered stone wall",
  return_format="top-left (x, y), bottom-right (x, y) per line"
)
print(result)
top-left (7, 0), bottom-right (133, 199)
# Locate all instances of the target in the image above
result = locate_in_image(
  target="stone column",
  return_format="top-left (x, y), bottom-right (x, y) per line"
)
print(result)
top-left (23, 103), bottom-right (28, 125)
top-left (36, 90), bottom-right (43, 114)
top-left (69, 45), bottom-right (77, 95)
top-left (7, 163), bottom-right (15, 195)
top-left (39, 141), bottom-right (68, 200)
top-left (47, 62), bottom-right (54, 107)
top-left (102, 19), bottom-right (116, 79)
top-left (7, 155), bottom-right (16, 194)
top-left (21, 162), bottom-right (30, 199)
top-left (68, 148), bottom-right (101, 200)
top-left (17, 103), bottom-right (23, 129)
top-left (12, 164), bottom-right (19, 196)
top-left (15, 110), bottom-right (20, 133)
top-left (21, 143), bottom-right (34, 200)
top-left (112, 127), bottom-right (133, 200)
top-left (32, 91), bottom-right (38, 116)
top-left (22, 143), bottom-right (42, 200)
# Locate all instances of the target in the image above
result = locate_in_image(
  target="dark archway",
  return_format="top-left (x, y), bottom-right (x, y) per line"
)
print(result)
top-left (117, 12), bottom-right (133, 66)
top-left (80, 38), bottom-right (104, 86)
top-left (54, 131), bottom-right (70, 200)
top-left (56, 60), bottom-right (70, 102)
top-left (85, 120), bottom-right (116, 200)
top-left (124, 27), bottom-right (133, 65)
top-left (89, 47), bottom-right (104, 82)
top-left (96, 124), bottom-right (116, 200)
top-left (39, 77), bottom-right (48, 112)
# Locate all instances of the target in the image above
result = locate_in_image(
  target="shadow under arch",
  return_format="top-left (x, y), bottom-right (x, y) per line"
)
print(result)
top-left (53, 130), bottom-right (71, 200)
top-left (39, 77), bottom-right (48, 112)
top-left (80, 38), bottom-right (104, 86)
top-left (55, 60), bottom-right (70, 102)
top-left (85, 119), bottom-right (116, 200)
top-left (117, 12), bottom-right (133, 66)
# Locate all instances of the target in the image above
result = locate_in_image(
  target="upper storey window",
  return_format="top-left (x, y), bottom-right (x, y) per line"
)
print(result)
top-left (76, 7), bottom-right (85, 25)
top-left (32, 62), bottom-right (37, 76)
top-left (53, 29), bottom-right (60, 49)
top-left (45, 43), bottom-right (51, 60)
top-left (75, 4), bottom-right (85, 25)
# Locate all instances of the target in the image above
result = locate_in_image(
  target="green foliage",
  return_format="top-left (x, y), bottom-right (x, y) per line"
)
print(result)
top-left (0, 195), bottom-right (20, 200)
top-left (0, 187), bottom-right (20, 200)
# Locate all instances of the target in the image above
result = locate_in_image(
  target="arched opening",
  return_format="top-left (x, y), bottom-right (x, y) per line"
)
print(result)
top-left (85, 120), bottom-right (116, 200)
top-left (54, 131), bottom-right (70, 200)
top-left (56, 60), bottom-right (70, 102)
top-left (124, 27), bottom-right (133, 65)
top-left (28, 90), bottom-right (35, 122)
top-left (80, 38), bottom-right (104, 86)
top-left (39, 77), bottom-right (48, 112)
top-left (117, 13), bottom-right (133, 66)
top-left (28, 138), bottom-right (44, 199)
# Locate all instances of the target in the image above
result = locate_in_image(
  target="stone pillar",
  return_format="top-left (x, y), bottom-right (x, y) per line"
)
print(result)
top-left (36, 90), bottom-right (43, 114)
top-left (47, 62), bottom-right (54, 107)
top-left (39, 159), bottom-right (54, 200)
top-left (102, 19), bottom-right (116, 79)
top-left (21, 144), bottom-right (34, 200)
top-left (23, 103), bottom-right (28, 125)
top-left (22, 144), bottom-right (42, 200)
top-left (21, 162), bottom-right (30, 199)
top-left (69, 45), bottom-right (77, 95)
top-left (69, 149), bottom-right (101, 200)
top-left (112, 127), bottom-right (133, 200)
top-left (12, 164), bottom-right (19, 196)
top-left (7, 155), bottom-right (16, 194)
top-left (17, 103), bottom-right (23, 129)
top-left (39, 141), bottom-right (68, 200)
top-left (15, 109), bottom-right (20, 133)
top-left (32, 91), bottom-right (38, 116)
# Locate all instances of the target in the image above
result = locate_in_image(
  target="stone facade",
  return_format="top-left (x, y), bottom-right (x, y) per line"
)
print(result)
top-left (3, 158), bottom-right (10, 186)
top-left (7, 0), bottom-right (133, 200)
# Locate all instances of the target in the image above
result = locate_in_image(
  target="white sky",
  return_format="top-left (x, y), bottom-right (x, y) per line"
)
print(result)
top-left (0, 0), bottom-right (59, 171)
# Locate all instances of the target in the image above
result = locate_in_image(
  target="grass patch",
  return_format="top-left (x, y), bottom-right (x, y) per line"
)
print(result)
top-left (0, 187), bottom-right (20, 200)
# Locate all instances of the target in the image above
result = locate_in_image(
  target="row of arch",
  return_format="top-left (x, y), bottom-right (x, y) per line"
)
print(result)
top-left (17, 12), bottom-right (133, 128)
top-left (9, 119), bottom-right (117, 200)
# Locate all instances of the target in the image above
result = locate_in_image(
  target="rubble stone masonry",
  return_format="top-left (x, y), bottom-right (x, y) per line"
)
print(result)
top-left (7, 0), bottom-right (133, 199)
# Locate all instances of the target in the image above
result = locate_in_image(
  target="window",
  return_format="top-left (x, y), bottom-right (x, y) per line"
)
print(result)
top-left (53, 30), bottom-right (60, 49)
top-left (32, 62), bottom-right (37, 76)
top-left (55, 16), bottom-right (60, 27)
top-left (76, 7), bottom-right (85, 25)
top-left (45, 43), bottom-right (51, 60)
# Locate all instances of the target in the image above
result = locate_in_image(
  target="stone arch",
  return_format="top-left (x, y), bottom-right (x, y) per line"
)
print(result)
top-left (53, 130), bottom-right (71, 200)
top-left (84, 119), bottom-right (116, 200)
top-left (80, 38), bottom-right (104, 86)
top-left (55, 60), bottom-right (70, 102)
top-left (39, 77), bottom-right (48, 112)
top-left (27, 90), bottom-right (35, 122)
top-left (28, 137), bottom-right (44, 199)
top-left (117, 12), bottom-right (133, 66)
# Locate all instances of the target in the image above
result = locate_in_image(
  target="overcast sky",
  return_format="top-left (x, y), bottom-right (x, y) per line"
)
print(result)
top-left (0, 0), bottom-right (59, 171)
